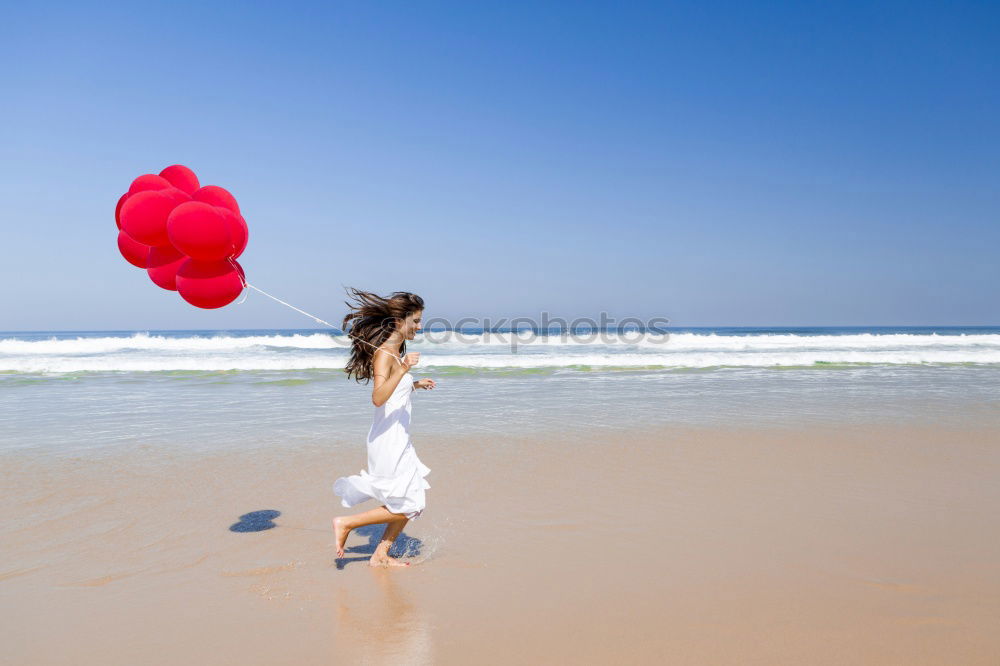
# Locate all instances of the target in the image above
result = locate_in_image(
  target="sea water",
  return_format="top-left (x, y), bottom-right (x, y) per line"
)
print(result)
top-left (2, 327), bottom-right (999, 456)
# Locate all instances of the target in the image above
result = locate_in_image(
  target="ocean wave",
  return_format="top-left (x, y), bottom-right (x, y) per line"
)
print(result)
top-left (2, 350), bottom-right (1000, 373)
top-left (633, 331), bottom-right (1000, 350)
top-left (2, 330), bottom-right (1000, 374)
top-left (4, 330), bottom-right (1000, 355)
top-left (0, 332), bottom-right (345, 354)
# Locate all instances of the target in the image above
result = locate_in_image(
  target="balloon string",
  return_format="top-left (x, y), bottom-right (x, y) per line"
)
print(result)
top-left (233, 283), bottom-right (250, 306)
top-left (236, 277), bottom-right (404, 363)
top-left (244, 282), bottom-right (339, 328)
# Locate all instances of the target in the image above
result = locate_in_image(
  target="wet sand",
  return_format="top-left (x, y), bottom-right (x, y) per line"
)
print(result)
top-left (3, 423), bottom-right (1000, 664)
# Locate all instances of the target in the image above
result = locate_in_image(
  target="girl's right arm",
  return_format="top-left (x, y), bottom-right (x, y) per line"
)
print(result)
top-left (371, 350), bottom-right (419, 407)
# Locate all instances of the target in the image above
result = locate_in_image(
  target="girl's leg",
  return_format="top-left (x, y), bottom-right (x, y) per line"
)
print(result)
top-left (370, 514), bottom-right (410, 567)
top-left (332, 506), bottom-right (407, 558)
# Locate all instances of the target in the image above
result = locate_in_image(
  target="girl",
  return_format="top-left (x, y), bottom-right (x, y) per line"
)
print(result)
top-left (333, 289), bottom-right (435, 567)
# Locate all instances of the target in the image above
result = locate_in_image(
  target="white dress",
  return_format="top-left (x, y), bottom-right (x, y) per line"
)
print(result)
top-left (333, 369), bottom-right (431, 519)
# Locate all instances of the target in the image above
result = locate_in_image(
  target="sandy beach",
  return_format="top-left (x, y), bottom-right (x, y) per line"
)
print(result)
top-left (4, 0), bottom-right (999, 661)
top-left (4, 421), bottom-right (999, 664)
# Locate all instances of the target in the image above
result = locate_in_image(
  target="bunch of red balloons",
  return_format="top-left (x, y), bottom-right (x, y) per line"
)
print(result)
top-left (115, 164), bottom-right (249, 309)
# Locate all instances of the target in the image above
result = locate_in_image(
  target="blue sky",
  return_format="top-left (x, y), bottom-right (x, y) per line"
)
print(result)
top-left (2, 1), bottom-right (997, 330)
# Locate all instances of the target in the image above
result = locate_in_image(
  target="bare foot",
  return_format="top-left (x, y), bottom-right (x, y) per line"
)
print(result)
top-left (369, 555), bottom-right (410, 568)
top-left (333, 517), bottom-right (350, 558)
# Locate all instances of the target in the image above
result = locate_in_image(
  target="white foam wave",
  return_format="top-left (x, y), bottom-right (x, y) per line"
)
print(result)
top-left (2, 355), bottom-right (346, 373)
top-left (426, 350), bottom-right (1000, 368)
top-left (2, 349), bottom-right (1000, 373)
top-left (0, 333), bottom-right (345, 355)
top-left (3, 331), bottom-right (1000, 373)
top-left (646, 332), bottom-right (1000, 351)
top-left (4, 331), bottom-right (1000, 356)
top-left (421, 331), bottom-right (1000, 350)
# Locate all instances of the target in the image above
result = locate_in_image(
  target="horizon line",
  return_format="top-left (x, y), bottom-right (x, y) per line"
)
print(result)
top-left (3, 324), bottom-right (1000, 334)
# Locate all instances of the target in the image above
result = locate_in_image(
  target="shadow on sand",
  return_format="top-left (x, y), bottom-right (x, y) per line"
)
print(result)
top-left (229, 509), bottom-right (281, 532)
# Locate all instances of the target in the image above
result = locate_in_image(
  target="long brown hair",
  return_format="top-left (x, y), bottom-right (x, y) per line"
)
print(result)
top-left (342, 288), bottom-right (424, 382)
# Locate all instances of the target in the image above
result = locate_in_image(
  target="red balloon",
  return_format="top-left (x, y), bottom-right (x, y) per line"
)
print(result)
top-left (176, 258), bottom-right (245, 309)
top-left (217, 208), bottom-right (249, 258)
top-left (127, 174), bottom-right (172, 196)
top-left (166, 201), bottom-right (233, 260)
top-left (114, 193), bottom-right (128, 230)
top-left (237, 216), bottom-right (248, 257)
top-left (159, 165), bottom-right (201, 195)
top-left (120, 188), bottom-right (190, 246)
top-left (117, 230), bottom-right (151, 268)
top-left (193, 185), bottom-right (240, 215)
top-left (146, 245), bottom-right (186, 291)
